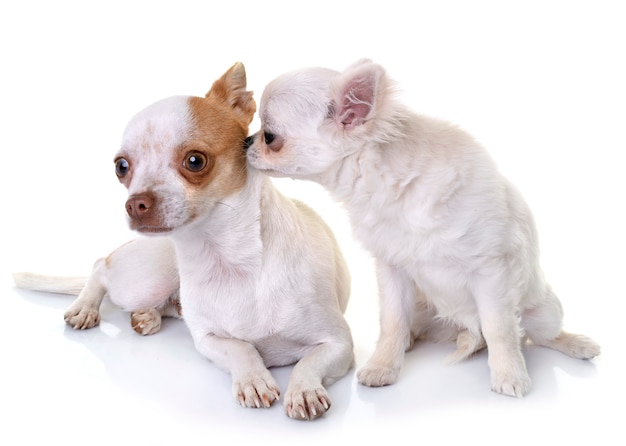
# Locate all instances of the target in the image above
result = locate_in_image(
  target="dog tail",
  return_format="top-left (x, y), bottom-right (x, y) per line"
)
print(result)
top-left (13, 272), bottom-right (86, 295)
top-left (444, 330), bottom-right (487, 365)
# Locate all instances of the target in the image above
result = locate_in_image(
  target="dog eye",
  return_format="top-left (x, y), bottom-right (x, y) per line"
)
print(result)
top-left (263, 132), bottom-right (284, 152)
top-left (183, 151), bottom-right (208, 172)
top-left (115, 158), bottom-right (130, 177)
top-left (264, 131), bottom-right (275, 145)
top-left (243, 136), bottom-right (254, 151)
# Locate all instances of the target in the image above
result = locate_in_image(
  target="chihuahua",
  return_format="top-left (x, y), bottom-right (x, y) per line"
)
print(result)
top-left (14, 63), bottom-right (354, 420)
top-left (245, 59), bottom-right (600, 397)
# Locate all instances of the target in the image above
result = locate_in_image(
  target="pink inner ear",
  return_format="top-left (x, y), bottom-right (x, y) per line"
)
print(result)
top-left (337, 74), bottom-right (376, 129)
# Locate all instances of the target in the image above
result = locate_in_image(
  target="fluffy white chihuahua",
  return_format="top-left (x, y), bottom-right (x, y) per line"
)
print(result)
top-left (245, 59), bottom-right (600, 397)
top-left (14, 63), bottom-right (354, 420)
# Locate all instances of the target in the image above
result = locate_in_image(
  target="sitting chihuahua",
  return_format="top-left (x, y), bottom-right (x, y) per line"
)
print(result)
top-left (245, 59), bottom-right (600, 397)
top-left (14, 63), bottom-right (354, 420)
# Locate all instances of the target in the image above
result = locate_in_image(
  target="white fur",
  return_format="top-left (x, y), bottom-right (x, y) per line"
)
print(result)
top-left (14, 237), bottom-right (180, 335)
top-left (14, 63), bottom-right (354, 419)
top-left (246, 59), bottom-right (600, 397)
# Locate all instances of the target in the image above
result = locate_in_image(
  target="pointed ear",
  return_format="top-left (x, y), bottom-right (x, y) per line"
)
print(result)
top-left (333, 61), bottom-right (384, 130)
top-left (206, 62), bottom-right (256, 124)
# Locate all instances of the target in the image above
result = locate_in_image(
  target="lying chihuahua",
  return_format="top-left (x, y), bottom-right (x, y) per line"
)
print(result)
top-left (245, 59), bottom-right (600, 397)
top-left (14, 63), bottom-right (354, 420)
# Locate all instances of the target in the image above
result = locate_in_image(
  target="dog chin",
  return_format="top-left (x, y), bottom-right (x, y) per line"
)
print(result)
top-left (133, 226), bottom-right (174, 235)
top-left (256, 167), bottom-right (290, 178)
top-left (252, 162), bottom-right (306, 179)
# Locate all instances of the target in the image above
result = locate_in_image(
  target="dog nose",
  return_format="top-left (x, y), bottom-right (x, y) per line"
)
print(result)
top-left (243, 136), bottom-right (254, 151)
top-left (126, 193), bottom-right (155, 219)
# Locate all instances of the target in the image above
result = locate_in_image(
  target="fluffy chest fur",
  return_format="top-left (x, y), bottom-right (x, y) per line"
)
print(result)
top-left (330, 121), bottom-right (496, 262)
top-left (172, 178), bottom-right (272, 337)
top-left (171, 173), bottom-right (339, 364)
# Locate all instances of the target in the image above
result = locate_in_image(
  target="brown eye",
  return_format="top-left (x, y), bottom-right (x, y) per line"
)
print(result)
top-left (115, 158), bottom-right (130, 177)
top-left (183, 151), bottom-right (208, 172)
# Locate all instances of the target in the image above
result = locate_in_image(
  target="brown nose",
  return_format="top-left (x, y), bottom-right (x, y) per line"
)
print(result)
top-left (126, 193), bottom-right (155, 220)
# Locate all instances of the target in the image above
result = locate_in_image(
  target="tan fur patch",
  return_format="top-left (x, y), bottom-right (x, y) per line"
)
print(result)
top-left (183, 95), bottom-right (250, 198)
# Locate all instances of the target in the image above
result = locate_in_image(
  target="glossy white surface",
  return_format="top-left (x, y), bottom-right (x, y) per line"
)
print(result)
top-left (1, 2), bottom-right (623, 444)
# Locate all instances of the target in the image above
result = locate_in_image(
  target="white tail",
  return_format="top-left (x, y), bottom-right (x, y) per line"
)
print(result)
top-left (13, 272), bottom-right (87, 295)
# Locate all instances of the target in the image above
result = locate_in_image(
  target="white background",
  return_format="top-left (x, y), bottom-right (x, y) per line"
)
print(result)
top-left (1, 1), bottom-right (624, 444)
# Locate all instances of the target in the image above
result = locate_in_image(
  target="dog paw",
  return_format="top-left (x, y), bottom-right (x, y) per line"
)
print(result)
top-left (357, 364), bottom-right (399, 387)
top-left (491, 371), bottom-right (531, 397)
top-left (284, 385), bottom-right (331, 421)
top-left (569, 335), bottom-right (601, 359)
top-left (64, 306), bottom-right (100, 329)
top-left (131, 309), bottom-right (162, 335)
top-left (233, 372), bottom-right (280, 409)
top-left (558, 333), bottom-right (601, 359)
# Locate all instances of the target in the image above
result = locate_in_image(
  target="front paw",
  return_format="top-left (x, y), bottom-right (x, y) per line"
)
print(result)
top-left (64, 306), bottom-right (100, 329)
top-left (233, 371), bottom-right (280, 409)
top-left (357, 363), bottom-right (399, 387)
top-left (491, 369), bottom-right (531, 397)
top-left (284, 384), bottom-right (331, 421)
top-left (131, 309), bottom-right (162, 335)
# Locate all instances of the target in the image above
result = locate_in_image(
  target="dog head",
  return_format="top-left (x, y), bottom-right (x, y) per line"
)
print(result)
top-left (245, 59), bottom-right (394, 179)
top-left (114, 62), bottom-right (256, 234)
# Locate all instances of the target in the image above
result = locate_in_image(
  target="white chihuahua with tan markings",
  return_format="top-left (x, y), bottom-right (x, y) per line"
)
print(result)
top-left (14, 63), bottom-right (354, 420)
top-left (245, 59), bottom-right (600, 397)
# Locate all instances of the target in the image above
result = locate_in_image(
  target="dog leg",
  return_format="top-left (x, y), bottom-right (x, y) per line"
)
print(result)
top-left (192, 332), bottom-right (280, 409)
top-left (284, 338), bottom-right (353, 420)
top-left (474, 278), bottom-right (530, 397)
top-left (481, 315), bottom-right (529, 397)
top-left (408, 293), bottom-right (486, 364)
top-left (536, 331), bottom-right (601, 358)
top-left (357, 262), bottom-right (414, 387)
top-left (64, 258), bottom-right (108, 329)
top-left (523, 286), bottom-right (600, 359)
top-left (101, 238), bottom-right (179, 333)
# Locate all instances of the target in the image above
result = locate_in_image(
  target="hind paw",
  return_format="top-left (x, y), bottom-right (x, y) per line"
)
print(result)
top-left (561, 333), bottom-right (601, 359)
top-left (131, 309), bottom-right (162, 335)
top-left (539, 332), bottom-right (601, 359)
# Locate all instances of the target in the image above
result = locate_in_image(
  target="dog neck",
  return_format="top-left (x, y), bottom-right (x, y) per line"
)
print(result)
top-left (169, 168), bottom-right (267, 281)
top-left (313, 112), bottom-right (435, 204)
top-left (314, 147), bottom-right (381, 205)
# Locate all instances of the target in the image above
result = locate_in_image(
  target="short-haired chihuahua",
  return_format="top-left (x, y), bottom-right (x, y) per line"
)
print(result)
top-left (14, 63), bottom-right (354, 420)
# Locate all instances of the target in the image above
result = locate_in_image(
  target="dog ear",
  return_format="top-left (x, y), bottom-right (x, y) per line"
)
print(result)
top-left (333, 61), bottom-right (384, 130)
top-left (207, 62), bottom-right (257, 124)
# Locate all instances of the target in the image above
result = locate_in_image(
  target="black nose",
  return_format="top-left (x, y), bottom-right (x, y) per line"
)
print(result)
top-left (243, 136), bottom-right (254, 151)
